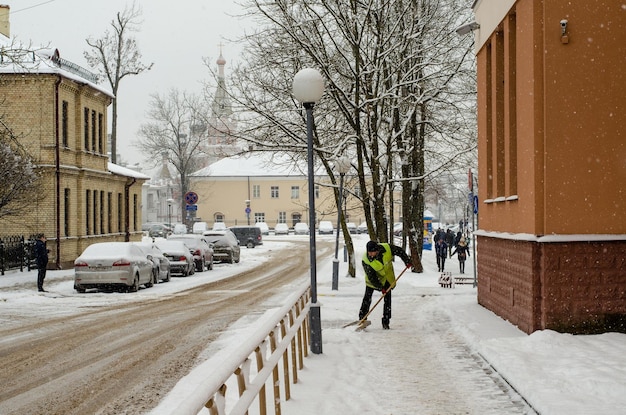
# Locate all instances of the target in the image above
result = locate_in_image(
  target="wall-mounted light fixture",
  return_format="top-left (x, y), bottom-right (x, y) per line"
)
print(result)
top-left (455, 21), bottom-right (480, 36)
top-left (560, 19), bottom-right (569, 44)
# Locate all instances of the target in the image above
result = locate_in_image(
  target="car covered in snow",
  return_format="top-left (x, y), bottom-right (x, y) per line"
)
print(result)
top-left (74, 242), bottom-right (154, 293)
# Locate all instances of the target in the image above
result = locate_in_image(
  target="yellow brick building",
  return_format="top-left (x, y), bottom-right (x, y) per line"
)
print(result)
top-left (0, 19), bottom-right (148, 268)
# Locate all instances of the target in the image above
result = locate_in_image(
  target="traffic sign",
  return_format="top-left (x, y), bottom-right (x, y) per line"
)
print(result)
top-left (185, 204), bottom-right (198, 211)
top-left (184, 191), bottom-right (198, 205)
top-left (245, 207), bottom-right (251, 214)
top-left (473, 195), bottom-right (479, 214)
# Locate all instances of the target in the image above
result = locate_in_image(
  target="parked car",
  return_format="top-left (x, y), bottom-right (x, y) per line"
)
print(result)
top-left (294, 222), bottom-right (309, 235)
top-left (393, 222), bottom-right (403, 236)
top-left (255, 222), bottom-right (270, 235)
top-left (167, 235), bottom-right (214, 272)
top-left (172, 223), bottom-right (188, 235)
top-left (154, 240), bottom-right (195, 277)
top-left (357, 222), bottom-right (368, 234)
top-left (212, 222), bottom-right (227, 231)
top-left (203, 230), bottom-right (241, 264)
top-left (132, 242), bottom-right (171, 283)
top-left (74, 242), bottom-right (154, 293)
top-left (192, 221), bottom-right (209, 234)
top-left (149, 223), bottom-right (171, 238)
top-left (346, 222), bottom-right (358, 234)
top-left (229, 226), bottom-right (263, 248)
top-left (318, 220), bottom-right (334, 234)
top-left (274, 223), bottom-right (290, 235)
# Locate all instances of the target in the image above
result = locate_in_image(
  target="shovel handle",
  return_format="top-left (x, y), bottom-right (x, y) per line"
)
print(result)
top-left (354, 263), bottom-right (411, 325)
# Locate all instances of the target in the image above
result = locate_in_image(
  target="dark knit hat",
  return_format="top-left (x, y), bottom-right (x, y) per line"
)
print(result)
top-left (366, 240), bottom-right (380, 252)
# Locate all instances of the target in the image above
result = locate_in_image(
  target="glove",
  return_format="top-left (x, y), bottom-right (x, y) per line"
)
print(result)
top-left (405, 262), bottom-right (412, 268)
top-left (381, 288), bottom-right (387, 295)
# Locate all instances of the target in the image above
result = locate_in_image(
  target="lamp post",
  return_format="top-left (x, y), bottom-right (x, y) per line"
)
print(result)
top-left (332, 156), bottom-right (351, 290)
top-left (293, 68), bottom-right (325, 354)
top-left (167, 198), bottom-right (174, 232)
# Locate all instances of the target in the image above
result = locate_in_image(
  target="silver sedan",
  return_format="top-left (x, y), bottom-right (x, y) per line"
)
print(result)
top-left (74, 242), bottom-right (154, 293)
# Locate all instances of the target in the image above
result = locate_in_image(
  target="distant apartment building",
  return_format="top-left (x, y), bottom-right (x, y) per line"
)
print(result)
top-left (0, 6), bottom-right (148, 268)
top-left (189, 153), bottom-right (365, 229)
top-left (471, 1), bottom-right (625, 333)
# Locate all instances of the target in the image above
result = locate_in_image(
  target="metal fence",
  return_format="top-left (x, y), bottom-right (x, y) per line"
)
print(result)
top-left (0, 235), bottom-right (37, 275)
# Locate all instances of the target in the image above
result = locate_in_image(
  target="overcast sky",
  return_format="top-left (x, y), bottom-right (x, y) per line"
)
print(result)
top-left (9, 0), bottom-right (250, 167)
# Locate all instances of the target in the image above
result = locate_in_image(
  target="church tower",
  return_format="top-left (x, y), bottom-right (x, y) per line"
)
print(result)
top-left (206, 50), bottom-right (238, 165)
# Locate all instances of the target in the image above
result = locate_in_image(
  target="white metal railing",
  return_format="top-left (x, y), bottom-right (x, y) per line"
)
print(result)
top-left (153, 282), bottom-right (311, 415)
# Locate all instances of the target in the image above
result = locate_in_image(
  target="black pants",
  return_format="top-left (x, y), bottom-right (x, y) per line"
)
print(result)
top-left (37, 266), bottom-right (47, 290)
top-left (437, 255), bottom-right (446, 272)
top-left (459, 259), bottom-right (466, 273)
top-left (359, 286), bottom-right (391, 325)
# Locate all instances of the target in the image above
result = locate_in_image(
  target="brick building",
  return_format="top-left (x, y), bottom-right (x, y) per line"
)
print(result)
top-left (0, 6), bottom-right (148, 268)
top-left (470, 1), bottom-right (625, 333)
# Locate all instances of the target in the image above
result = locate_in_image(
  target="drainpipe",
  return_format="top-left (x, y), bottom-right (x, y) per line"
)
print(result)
top-left (124, 177), bottom-right (136, 241)
top-left (54, 75), bottom-right (62, 269)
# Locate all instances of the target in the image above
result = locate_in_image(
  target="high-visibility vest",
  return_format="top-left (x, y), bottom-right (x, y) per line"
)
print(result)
top-left (362, 243), bottom-right (396, 289)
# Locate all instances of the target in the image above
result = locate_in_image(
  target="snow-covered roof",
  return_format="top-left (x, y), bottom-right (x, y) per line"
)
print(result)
top-left (0, 38), bottom-right (114, 98)
top-left (191, 153), bottom-right (310, 177)
top-left (108, 162), bottom-right (151, 180)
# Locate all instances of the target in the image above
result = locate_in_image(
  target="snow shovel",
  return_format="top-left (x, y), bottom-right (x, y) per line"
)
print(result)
top-left (343, 264), bottom-right (411, 330)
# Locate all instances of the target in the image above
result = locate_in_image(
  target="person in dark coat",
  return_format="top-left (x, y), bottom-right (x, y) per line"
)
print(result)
top-left (445, 229), bottom-right (455, 257)
top-left (34, 233), bottom-right (49, 292)
top-left (451, 238), bottom-right (470, 274)
top-left (435, 237), bottom-right (447, 272)
top-left (359, 240), bottom-right (411, 329)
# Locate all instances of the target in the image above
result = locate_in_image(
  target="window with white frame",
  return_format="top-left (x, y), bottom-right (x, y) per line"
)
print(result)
top-left (253, 184), bottom-right (260, 198)
top-left (271, 186), bottom-right (279, 198)
top-left (291, 186), bottom-right (300, 199)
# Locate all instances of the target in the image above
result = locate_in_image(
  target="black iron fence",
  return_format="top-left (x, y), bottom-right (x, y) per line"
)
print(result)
top-left (0, 235), bottom-right (37, 275)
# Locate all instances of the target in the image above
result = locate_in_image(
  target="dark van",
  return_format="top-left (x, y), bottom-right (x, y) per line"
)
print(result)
top-left (229, 226), bottom-right (263, 248)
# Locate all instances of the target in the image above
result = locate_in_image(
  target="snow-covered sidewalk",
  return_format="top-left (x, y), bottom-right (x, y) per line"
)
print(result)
top-left (276, 235), bottom-right (626, 415)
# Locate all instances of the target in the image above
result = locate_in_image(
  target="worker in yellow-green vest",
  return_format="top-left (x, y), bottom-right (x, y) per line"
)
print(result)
top-left (360, 240), bottom-right (411, 330)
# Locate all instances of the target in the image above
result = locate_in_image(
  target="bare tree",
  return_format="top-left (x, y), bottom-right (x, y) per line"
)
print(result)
top-left (136, 89), bottom-right (208, 227)
top-left (84, 1), bottom-right (153, 164)
top-left (0, 120), bottom-right (43, 219)
top-left (219, 0), bottom-right (476, 274)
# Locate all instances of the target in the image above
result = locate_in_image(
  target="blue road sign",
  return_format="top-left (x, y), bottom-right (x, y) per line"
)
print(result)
top-left (185, 204), bottom-right (198, 211)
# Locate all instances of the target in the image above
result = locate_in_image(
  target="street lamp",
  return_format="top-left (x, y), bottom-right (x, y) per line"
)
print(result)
top-left (167, 198), bottom-right (174, 227)
top-left (332, 156), bottom-right (351, 291)
top-left (293, 68), bottom-right (325, 355)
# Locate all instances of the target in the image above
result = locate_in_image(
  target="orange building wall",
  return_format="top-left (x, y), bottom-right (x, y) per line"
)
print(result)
top-left (477, 0), bottom-right (625, 235)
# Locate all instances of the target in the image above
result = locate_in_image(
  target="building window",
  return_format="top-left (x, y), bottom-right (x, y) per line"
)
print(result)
top-left (315, 185), bottom-right (320, 199)
top-left (253, 184), bottom-right (260, 198)
top-left (86, 189), bottom-right (91, 235)
top-left (278, 211), bottom-right (286, 223)
top-left (98, 113), bottom-right (104, 154)
top-left (64, 188), bottom-right (70, 237)
top-left (100, 191), bottom-right (104, 234)
top-left (133, 194), bottom-right (138, 231)
top-left (254, 213), bottom-right (265, 223)
top-left (215, 214), bottom-right (224, 222)
top-left (91, 110), bottom-right (97, 152)
top-left (84, 107), bottom-right (89, 150)
top-left (108, 192), bottom-right (113, 234)
top-left (271, 186), bottom-right (279, 199)
top-left (118, 193), bottom-right (122, 233)
top-left (62, 101), bottom-right (68, 147)
top-left (93, 190), bottom-right (98, 235)
top-left (291, 186), bottom-right (299, 199)
top-left (147, 193), bottom-right (155, 209)
top-left (505, 13), bottom-right (518, 196)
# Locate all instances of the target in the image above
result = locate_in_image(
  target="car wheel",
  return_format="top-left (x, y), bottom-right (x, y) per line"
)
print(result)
top-left (228, 255), bottom-right (234, 264)
top-left (164, 270), bottom-right (171, 282)
top-left (246, 241), bottom-right (254, 248)
top-left (146, 269), bottom-right (156, 288)
top-left (195, 259), bottom-right (203, 273)
top-left (75, 284), bottom-right (86, 293)
top-left (189, 264), bottom-right (195, 275)
top-left (128, 274), bottom-right (139, 292)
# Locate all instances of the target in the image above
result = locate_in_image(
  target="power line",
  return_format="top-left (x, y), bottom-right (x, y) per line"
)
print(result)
top-left (11, 0), bottom-right (57, 14)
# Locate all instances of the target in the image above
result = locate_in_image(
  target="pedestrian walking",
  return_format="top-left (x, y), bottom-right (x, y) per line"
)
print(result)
top-left (435, 237), bottom-right (447, 272)
top-left (451, 238), bottom-right (470, 274)
top-left (34, 233), bottom-right (49, 292)
top-left (359, 240), bottom-right (411, 329)
top-left (445, 229), bottom-right (455, 257)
